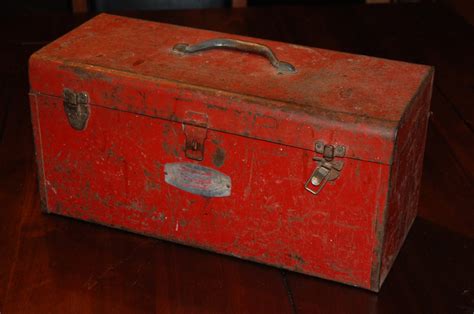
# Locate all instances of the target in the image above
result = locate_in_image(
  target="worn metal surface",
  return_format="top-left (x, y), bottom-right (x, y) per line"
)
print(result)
top-left (28, 14), bottom-right (433, 291)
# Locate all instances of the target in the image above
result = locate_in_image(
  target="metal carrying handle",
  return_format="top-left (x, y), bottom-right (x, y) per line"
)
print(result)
top-left (172, 38), bottom-right (296, 74)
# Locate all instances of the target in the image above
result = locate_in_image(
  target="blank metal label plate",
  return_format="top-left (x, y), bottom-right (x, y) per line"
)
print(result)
top-left (164, 162), bottom-right (231, 197)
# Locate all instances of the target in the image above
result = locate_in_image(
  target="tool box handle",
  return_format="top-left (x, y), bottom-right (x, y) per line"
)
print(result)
top-left (172, 38), bottom-right (296, 74)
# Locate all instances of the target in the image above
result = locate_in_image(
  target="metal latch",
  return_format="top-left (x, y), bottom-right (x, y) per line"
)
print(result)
top-left (183, 111), bottom-right (208, 161)
top-left (305, 141), bottom-right (346, 195)
top-left (63, 88), bottom-right (90, 130)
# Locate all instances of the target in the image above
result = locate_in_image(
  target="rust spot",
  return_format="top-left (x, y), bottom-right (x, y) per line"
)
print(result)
top-left (206, 103), bottom-right (227, 111)
top-left (154, 161), bottom-right (163, 169)
top-left (145, 179), bottom-right (161, 192)
top-left (151, 212), bottom-right (166, 222)
top-left (333, 221), bottom-right (362, 230)
top-left (93, 192), bottom-right (112, 205)
top-left (211, 138), bottom-right (222, 145)
top-left (132, 59), bottom-right (145, 66)
top-left (254, 113), bottom-right (278, 129)
top-left (289, 253), bottom-right (306, 265)
top-left (263, 200), bottom-right (280, 213)
top-left (102, 85), bottom-right (123, 103)
top-left (60, 65), bottom-right (113, 82)
top-left (143, 169), bottom-right (153, 178)
top-left (158, 212), bottom-right (165, 221)
top-left (162, 142), bottom-right (179, 157)
top-left (185, 198), bottom-right (196, 206)
top-left (168, 113), bottom-right (179, 122)
top-left (212, 147), bottom-right (226, 168)
top-left (129, 201), bottom-right (143, 212)
top-left (115, 200), bottom-right (146, 212)
top-left (53, 164), bottom-right (72, 175)
top-left (174, 97), bottom-right (193, 103)
top-left (339, 88), bottom-right (353, 99)
top-left (328, 262), bottom-right (356, 280)
top-left (218, 210), bottom-right (232, 219)
top-left (354, 162), bottom-right (361, 178)
top-left (106, 147), bottom-right (125, 162)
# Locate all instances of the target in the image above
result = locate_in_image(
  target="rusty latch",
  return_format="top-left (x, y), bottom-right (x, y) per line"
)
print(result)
top-left (63, 88), bottom-right (90, 131)
top-left (305, 141), bottom-right (346, 195)
top-left (183, 111), bottom-right (208, 161)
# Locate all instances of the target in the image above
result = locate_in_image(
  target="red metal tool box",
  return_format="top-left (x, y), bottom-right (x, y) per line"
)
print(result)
top-left (28, 14), bottom-right (433, 291)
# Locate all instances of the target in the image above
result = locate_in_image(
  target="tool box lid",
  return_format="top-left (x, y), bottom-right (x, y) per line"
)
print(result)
top-left (29, 13), bottom-right (433, 165)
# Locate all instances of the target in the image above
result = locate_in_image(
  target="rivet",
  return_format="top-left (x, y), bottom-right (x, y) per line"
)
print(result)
top-left (315, 141), bottom-right (324, 152)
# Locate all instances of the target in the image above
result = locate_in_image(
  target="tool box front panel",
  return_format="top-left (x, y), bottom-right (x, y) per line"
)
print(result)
top-left (33, 94), bottom-right (390, 289)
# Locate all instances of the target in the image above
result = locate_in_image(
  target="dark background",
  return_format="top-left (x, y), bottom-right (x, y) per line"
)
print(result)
top-left (2, 0), bottom-right (474, 27)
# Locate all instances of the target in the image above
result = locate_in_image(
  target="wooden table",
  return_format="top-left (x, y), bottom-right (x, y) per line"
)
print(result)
top-left (1, 4), bottom-right (473, 313)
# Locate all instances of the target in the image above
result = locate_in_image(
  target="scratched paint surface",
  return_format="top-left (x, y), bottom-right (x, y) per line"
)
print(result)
top-left (35, 14), bottom-right (429, 123)
top-left (28, 14), bottom-right (433, 291)
top-left (29, 14), bottom-right (432, 164)
top-left (377, 77), bottom-right (433, 286)
top-left (32, 94), bottom-right (390, 289)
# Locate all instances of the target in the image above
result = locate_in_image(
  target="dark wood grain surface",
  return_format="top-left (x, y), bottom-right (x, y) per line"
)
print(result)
top-left (0, 4), bottom-right (473, 313)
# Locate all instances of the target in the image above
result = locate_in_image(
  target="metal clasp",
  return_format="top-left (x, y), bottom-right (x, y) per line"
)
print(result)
top-left (63, 88), bottom-right (90, 130)
top-left (183, 111), bottom-right (208, 161)
top-left (305, 141), bottom-right (345, 195)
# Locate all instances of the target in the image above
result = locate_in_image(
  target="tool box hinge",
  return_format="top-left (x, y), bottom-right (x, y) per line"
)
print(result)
top-left (63, 88), bottom-right (90, 131)
top-left (305, 141), bottom-right (346, 195)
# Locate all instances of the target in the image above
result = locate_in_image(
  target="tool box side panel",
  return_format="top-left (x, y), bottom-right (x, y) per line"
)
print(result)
top-left (32, 92), bottom-right (391, 289)
top-left (377, 72), bottom-right (434, 288)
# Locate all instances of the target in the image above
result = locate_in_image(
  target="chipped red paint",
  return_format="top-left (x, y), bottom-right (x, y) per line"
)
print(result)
top-left (28, 14), bottom-right (433, 291)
